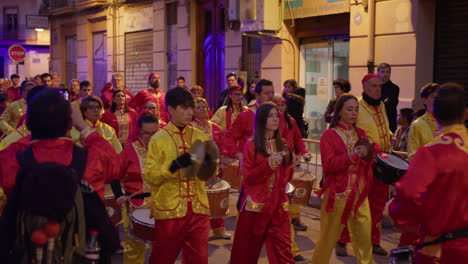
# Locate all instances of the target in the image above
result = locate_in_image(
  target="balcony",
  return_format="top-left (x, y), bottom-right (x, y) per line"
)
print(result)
top-left (49, 0), bottom-right (76, 16)
top-left (75, 0), bottom-right (108, 10)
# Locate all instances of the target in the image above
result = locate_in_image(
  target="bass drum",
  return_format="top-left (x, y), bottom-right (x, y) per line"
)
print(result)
top-left (206, 179), bottom-right (231, 218)
top-left (374, 152), bottom-right (409, 184)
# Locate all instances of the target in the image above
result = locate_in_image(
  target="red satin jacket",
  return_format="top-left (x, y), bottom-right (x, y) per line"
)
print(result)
top-left (128, 88), bottom-right (169, 123)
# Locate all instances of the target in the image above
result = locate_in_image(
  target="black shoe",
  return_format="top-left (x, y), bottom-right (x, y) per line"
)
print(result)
top-left (372, 244), bottom-right (388, 256)
top-left (335, 242), bottom-right (348, 257)
top-left (293, 254), bottom-right (310, 263)
top-left (292, 218), bottom-right (307, 231)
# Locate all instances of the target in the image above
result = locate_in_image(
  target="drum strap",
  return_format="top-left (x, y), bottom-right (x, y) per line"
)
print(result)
top-left (415, 228), bottom-right (468, 250)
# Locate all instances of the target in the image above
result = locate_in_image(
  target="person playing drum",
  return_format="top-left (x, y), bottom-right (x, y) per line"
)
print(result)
top-left (230, 103), bottom-right (295, 264)
top-left (312, 93), bottom-right (376, 264)
top-left (190, 97), bottom-right (232, 239)
top-left (143, 87), bottom-right (210, 264)
top-left (110, 112), bottom-right (159, 263)
top-left (274, 95), bottom-right (311, 262)
top-left (389, 83), bottom-right (468, 264)
top-left (211, 85), bottom-right (247, 133)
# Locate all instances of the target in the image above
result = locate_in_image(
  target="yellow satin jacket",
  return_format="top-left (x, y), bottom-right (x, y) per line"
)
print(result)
top-left (356, 98), bottom-right (392, 152)
top-left (407, 112), bottom-right (438, 160)
top-left (0, 98), bottom-right (26, 135)
top-left (144, 122), bottom-right (210, 220)
top-left (71, 119), bottom-right (122, 153)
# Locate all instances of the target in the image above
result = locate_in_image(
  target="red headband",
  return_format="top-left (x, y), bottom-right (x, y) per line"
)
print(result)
top-left (275, 99), bottom-right (286, 104)
top-left (229, 87), bottom-right (242, 94)
top-left (191, 87), bottom-right (204, 92)
top-left (361, 73), bottom-right (380, 85)
top-left (148, 73), bottom-right (160, 81)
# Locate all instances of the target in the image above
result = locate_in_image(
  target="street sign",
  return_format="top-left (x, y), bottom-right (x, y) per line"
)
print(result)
top-left (8, 44), bottom-right (26, 63)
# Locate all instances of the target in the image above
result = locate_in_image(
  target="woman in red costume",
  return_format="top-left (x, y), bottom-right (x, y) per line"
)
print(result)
top-left (312, 94), bottom-right (376, 264)
top-left (230, 102), bottom-right (294, 264)
top-left (101, 89), bottom-right (138, 146)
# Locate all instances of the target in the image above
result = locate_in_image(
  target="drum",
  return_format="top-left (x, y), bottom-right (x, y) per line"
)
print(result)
top-left (374, 152), bottom-right (409, 184)
top-left (286, 182), bottom-right (295, 200)
top-left (290, 167), bottom-right (316, 205)
top-left (222, 159), bottom-right (241, 189)
top-left (129, 208), bottom-right (155, 244)
top-left (104, 184), bottom-right (123, 226)
top-left (206, 179), bottom-right (231, 218)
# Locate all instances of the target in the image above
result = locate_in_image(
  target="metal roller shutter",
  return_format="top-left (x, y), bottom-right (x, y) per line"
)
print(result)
top-left (434, 0), bottom-right (468, 87)
top-left (125, 30), bottom-right (153, 95)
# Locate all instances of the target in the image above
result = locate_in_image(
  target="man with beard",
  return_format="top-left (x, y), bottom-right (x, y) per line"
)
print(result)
top-left (101, 73), bottom-right (134, 109)
top-left (129, 73), bottom-right (169, 123)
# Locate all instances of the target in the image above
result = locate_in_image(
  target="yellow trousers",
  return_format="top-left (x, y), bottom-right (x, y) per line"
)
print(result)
top-left (312, 197), bottom-right (375, 264)
top-left (290, 203), bottom-right (301, 219)
top-left (123, 206), bottom-right (151, 264)
top-left (290, 222), bottom-right (300, 257)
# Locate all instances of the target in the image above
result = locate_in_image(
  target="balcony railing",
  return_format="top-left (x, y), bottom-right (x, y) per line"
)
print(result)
top-left (49, 0), bottom-right (75, 10)
top-left (0, 25), bottom-right (39, 41)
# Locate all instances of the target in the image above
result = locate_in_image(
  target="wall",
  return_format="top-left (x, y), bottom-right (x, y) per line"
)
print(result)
top-left (349, 0), bottom-right (435, 110)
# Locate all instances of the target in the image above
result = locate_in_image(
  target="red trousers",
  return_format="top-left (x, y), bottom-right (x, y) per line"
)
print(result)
top-left (149, 204), bottom-right (210, 264)
top-left (339, 179), bottom-right (389, 245)
top-left (398, 231), bottom-right (420, 247)
top-left (230, 210), bottom-right (294, 264)
top-left (210, 218), bottom-right (224, 230)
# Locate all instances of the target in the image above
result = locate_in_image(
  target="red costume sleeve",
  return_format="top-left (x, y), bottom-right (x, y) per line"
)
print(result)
top-left (223, 110), bottom-right (253, 156)
top-left (241, 141), bottom-right (274, 186)
top-left (291, 118), bottom-right (308, 155)
top-left (211, 122), bottom-right (223, 150)
top-left (320, 130), bottom-right (357, 174)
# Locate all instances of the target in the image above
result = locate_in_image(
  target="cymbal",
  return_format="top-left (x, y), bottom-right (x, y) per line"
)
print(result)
top-left (184, 140), bottom-right (205, 179)
top-left (197, 140), bottom-right (220, 181)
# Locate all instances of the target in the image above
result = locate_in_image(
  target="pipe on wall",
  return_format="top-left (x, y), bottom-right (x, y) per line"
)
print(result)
top-left (367, 0), bottom-right (375, 73)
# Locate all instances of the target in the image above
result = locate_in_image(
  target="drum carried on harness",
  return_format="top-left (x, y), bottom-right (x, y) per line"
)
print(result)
top-left (374, 152), bottom-right (409, 184)
top-left (104, 184), bottom-right (123, 226)
top-left (206, 179), bottom-right (231, 218)
top-left (129, 208), bottom-right (155, 244)
top-left (290, 166), bottom-right (316, 205)
top-left (221, 158), bottom-right (241, 189)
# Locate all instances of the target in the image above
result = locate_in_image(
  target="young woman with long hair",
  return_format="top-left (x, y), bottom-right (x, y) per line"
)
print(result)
top-left (230, 103), bottom-right (294, 264)
top-left (312, 94), bottom-right (376, 264)
top-left (211, 85), bottom-right (247, 133)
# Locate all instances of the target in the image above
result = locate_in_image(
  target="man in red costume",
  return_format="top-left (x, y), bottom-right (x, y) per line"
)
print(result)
top-left (0, 88), bottom-right (121, 200)
top-left (223, 79), bottom-right (277, 160)
top-left (128, 73), bottom-right (169, 123)
top-left (6, 74), bottom-right (21, 102)
top-left (389, 83), bottom-right (468, 264)
top-left (101, 73), bottom-right (134, 109)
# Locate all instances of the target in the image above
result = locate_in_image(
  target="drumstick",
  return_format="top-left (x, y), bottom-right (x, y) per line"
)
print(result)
top-left (128, 190), bottom-right (144, 199)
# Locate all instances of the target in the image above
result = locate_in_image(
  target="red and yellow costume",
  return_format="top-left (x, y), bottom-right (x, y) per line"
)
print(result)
top-left (0, 130), bottom-right (121, 200)
top-left (190, 119), bottom-right (228, 234)
top-left (312, 123), bottom-right (375, 264)
top-left (230, 139), bottom-right (294, 264)
top-left (101, 88), bottom-right (134, 110)
top-left (144, 122), bottom-right (210, 264)
top-left (6, 86), bottom-right (21, 102)
top-left (0, 123), bottom-right (29, 151)
top-left (119, 139), bottom-right (151, 263)
top-left (101, 108), bottom-right (139, 146)
top-left (128, 88), bottom-right (169, 123)
top-left (71, 119), bottom-right (122, 153)
top-left (352, 98), bottom-right (392, 246)
top-left (210, 104), bottom-right (247, 130)
top-left (390, 124), bottom-right (468, 264)
top-left (407, 112), bottom-right (438, 160)
top-left (0, 98), bottom-right (26, 136)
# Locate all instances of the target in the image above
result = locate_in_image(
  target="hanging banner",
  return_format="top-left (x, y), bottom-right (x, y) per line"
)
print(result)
top-left (284, 0), bottom-right (349, 19)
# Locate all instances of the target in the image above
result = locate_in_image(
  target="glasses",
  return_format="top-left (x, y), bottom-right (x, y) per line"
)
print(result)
top-left (87, 105), bottom-right (102, 110)
top-left (146, 106), bottom-right (157, 110)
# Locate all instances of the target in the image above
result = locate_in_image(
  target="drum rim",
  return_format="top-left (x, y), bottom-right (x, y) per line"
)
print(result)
top-left (130, 209), bottom-right (155, 227)
top-left (375, 151), bottom-right (408, 169)
top-left (206, 180), bottom-right (231, 193)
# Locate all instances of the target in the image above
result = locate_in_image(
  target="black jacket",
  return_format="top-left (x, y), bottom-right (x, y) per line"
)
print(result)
top-left (381, 80), bottom-right (399, 133)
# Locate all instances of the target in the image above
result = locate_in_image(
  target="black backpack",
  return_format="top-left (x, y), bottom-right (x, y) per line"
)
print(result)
top-left (0, 145), bottom-right (120, 263)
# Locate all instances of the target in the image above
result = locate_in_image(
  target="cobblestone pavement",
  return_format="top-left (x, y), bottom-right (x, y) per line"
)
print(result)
top-left (113, 190), bottom-right (399, 264)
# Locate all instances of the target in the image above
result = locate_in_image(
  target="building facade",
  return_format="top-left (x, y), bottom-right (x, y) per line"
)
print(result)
top-left (0, 0), bottom-right (50, 80)
top-left (48, 0), bottom-right (468, 139)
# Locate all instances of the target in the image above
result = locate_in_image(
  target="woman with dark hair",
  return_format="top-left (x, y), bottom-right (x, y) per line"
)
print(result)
top-left (393, 108), bottom-right (414, 152)
top-left (101, 89), bottom-right (138, 146)
top-left (312, 94), bottom-right (376, 264)
top-left (72, 95), bottom-right (122, 153)
top-left (211, 85), bottom-right (247, 133)
top-left (283, 79), bottom-right (306, 137)
top-left (230, 103), bottom-right (294, 264)
top-left (325, 78), bottom-right (352, 124)
top-left (190, 97), bottom-right (231, 239)
top-left (243, 81), bottom-right (256, 106)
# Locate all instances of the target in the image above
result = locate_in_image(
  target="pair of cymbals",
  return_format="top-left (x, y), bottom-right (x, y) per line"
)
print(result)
top-left (184, 140), bottom-right (220, 181)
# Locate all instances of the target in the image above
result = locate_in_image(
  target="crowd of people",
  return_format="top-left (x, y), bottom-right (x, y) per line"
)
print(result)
top-left (0, 65), bottom-right (466, 264)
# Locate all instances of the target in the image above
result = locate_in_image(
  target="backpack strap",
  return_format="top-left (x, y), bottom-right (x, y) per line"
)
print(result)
top-left (70, 145), bottom-right (88, 179)
top-left (16, 146), bottom-right (37, 169)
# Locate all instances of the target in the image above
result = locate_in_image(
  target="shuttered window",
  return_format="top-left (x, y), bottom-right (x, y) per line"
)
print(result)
top-left (434, 0), bottom-right (468, 87)
top-left (125, 30), bottom-right (153, 95)
top-left (93, 32), bottom-right (107, 95)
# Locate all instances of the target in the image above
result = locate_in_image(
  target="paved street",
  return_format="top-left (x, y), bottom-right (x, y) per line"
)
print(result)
top-left (112, 190), bottom-right (399, 264)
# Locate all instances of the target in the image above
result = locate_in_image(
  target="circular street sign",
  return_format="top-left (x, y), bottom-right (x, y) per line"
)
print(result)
top-left (8, 44), bottom-right (26, 63)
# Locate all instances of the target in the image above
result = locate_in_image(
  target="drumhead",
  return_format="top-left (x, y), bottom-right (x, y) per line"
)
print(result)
top-left (376, 152), bottom-right (408, 170)
top-left (131, 208), bottom-right (154, 225)
top-left (286, 182), bottom-right (295, 194)
top-left (206, 179), bottom-right (231, 192)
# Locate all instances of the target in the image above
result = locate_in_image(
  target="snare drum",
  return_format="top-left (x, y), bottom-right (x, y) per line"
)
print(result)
top-left (290, 167), bottom-right (316, 205)
top-left (104, 184), bottom-right (123, 226)
top-left (206, 180), bottom-right (231, 218)
top-left (286, 182), bottom-right (295, 200)
top-left (129, 208), bottom-right (155, 244)
top-left (222, 160), bottom-right (241, 189)
top-left (374, 152), bottom-right (409, 184)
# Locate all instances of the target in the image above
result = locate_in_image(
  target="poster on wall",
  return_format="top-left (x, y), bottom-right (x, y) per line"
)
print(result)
top-left (284, 0), bottom-right (349, 19)
top-left (317, 77), bottom-right (328, 100)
